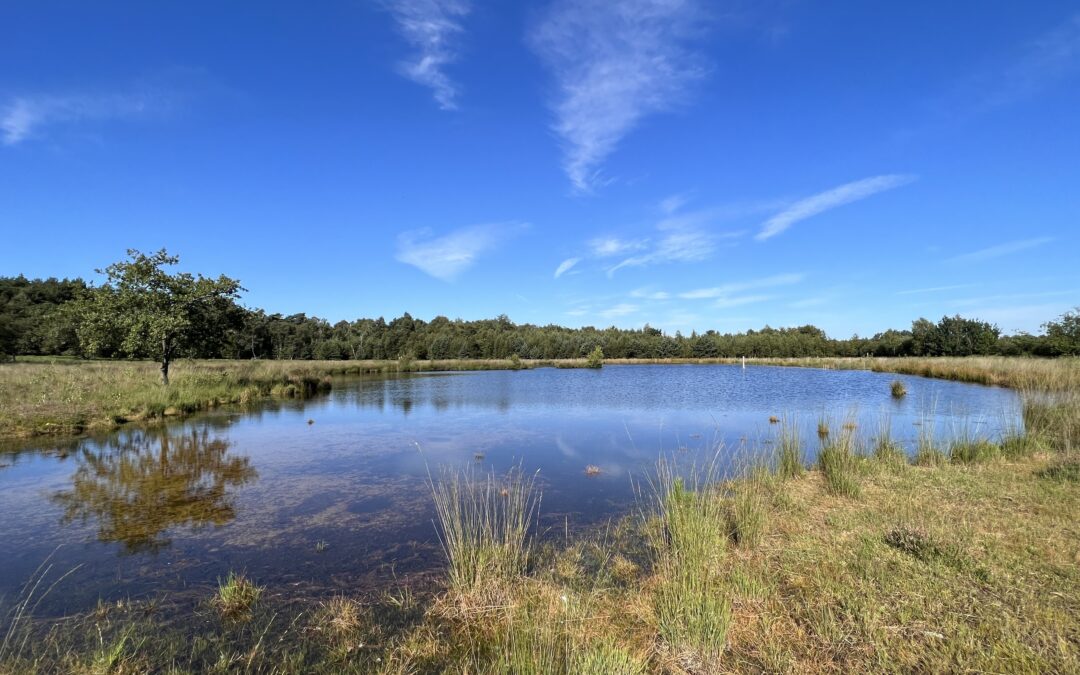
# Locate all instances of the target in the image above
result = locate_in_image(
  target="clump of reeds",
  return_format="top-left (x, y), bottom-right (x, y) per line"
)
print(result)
top-left (768, 415), bottom-right (780, 424)
top-left (947, 418), bottom-right (999, 464)
top-left (730, 465), bottom-right (770, 549)
top-left (914, 413), bottom-right (946, 466)
top-left (430, 466), bottom-right (540, 591)
top-left (775, 417), bottom-right (805, 479)
top-left (872, 413), bottom-right (907, 469)
top-left (816, 416), bottom-right (830, 440)
top-left (644, 456), bottom-right (732, 668)
top-left (818, 427), bottom-right (861, 498)
top-left (890, 380), bottom-right (907, 398)
top-left (584, 465), bottom-right (601, 476)
top-left (214, 572), bottom-right (262, 621)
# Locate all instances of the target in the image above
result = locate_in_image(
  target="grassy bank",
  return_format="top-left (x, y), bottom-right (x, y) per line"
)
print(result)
top-left (0, 357), bottom-right (566, 440)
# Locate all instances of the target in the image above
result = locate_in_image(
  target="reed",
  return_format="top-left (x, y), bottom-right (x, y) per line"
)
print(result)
top-left (818, 425), bottom-right (862, 498)
top-left (429, 467), bottom-right (540, 591)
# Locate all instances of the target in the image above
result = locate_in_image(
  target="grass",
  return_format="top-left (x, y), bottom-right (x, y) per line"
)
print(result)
top-left (890, 379), bottom-right (907, 397)
top-left (214, 572), bottom-right (263, 621)
top-left (2, 356), bottom-right (1079, 672)
top-left (818, 425), bottom-right (862, 498)
top-left (775, 416), bottom-right (805, 479)
top-left (428, 466), bottom-right (539, 592)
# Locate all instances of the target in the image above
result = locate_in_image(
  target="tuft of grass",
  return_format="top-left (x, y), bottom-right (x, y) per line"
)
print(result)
top-left (890, 379), bottom-right (907, 398)
top-left (314, 596), bottom-right (364, 640)
top-left (729, 464), bottom-right (771, 549)
top-left (914, 413), bottom-right (946, 467)
top-left (214, 572), bottom-right (262, 621)
top-left (872, 413), bottom-right (907, 469)
top-left (655, 563), bottom-right (732, 671)
top-left (429, 466), bottom-right (540, 591)
top-left (572, 637), bottom-right (647, 675)
top-left (949, 438), bottom-right (1000, 464)
top-left (645, 456), bottom-right (733, 669)
top-left (775, 417), bottom-right (805, 479)
top-left (818, 430), bottom-right (862, 498)
top-left (584, 464), bottom-right (601, 476)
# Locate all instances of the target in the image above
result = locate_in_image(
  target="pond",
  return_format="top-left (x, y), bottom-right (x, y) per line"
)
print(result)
top-left (0, 365), bottom-right (1021, 616)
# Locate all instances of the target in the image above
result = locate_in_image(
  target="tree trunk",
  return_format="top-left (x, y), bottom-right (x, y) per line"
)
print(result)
top-left (161, 336), bottom-right (171, 386)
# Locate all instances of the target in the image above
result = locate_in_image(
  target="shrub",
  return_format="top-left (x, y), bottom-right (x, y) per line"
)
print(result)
top-left (890, 380), bottom-right (907, 398)
top-left (585, 346), bottom-right (604, 369)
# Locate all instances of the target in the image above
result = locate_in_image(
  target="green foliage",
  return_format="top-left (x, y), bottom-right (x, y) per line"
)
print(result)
top-left (1041, 307), bottom-right (1080, 356)
top-left (910, 315), bottom-right (1001, 356)
top-left (585, 345), bottom-right (604, 368)
top-left (73, 249), bottom-right (242, 384)
top-left (1, 268), bottom-right (1077, 361)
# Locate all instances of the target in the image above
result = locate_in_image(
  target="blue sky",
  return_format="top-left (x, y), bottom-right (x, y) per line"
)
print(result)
top-left (1, 2), bottom-right (1077, 337)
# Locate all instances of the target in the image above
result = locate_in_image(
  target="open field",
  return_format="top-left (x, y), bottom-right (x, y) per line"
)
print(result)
top-left (2, 355), bottom-right (1078, 441)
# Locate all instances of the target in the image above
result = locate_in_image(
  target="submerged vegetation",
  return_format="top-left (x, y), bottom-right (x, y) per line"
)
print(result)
top-left (1, 357), bottom-right (1078, 672)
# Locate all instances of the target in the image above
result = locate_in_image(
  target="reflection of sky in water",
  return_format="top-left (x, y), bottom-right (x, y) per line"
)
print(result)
top-left (0, 365), bottom-right (1021, 615)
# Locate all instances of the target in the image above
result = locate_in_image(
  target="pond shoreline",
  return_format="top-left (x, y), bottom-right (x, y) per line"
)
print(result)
top-left (2, 356), bottom-right (1074, 442)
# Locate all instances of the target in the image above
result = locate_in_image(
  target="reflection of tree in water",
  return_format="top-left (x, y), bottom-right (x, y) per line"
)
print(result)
top-left (53, 429), bottom-right (257, 553)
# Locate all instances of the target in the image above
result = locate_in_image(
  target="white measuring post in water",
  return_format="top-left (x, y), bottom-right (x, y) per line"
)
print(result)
top-left (742, 355), bottom-right (746, 370)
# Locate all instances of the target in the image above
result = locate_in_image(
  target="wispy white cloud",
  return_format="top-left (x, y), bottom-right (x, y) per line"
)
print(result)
top-left (396, 221), bottom-right (524, 281)
top-left (678, 273), bottom-right (804, 300)
top-left (598, 303), bottom-right (639, 319)
top-left (553, 257), bottom-right (581, 279)
top-left (384, 0), bottom-right (472, 110)
top-left (530, 0), bottom-right (707, 191)
top-left (949, 289), bottom-right (1077, 307)
top-left (589, 236), bottom-right (648, 257)
top-left (947, 237), bottom-right (1055, 264)
top-left (629, 287), bottom-right (670, 300)
top-left (659, 192), bottom-right (692, 215)
top-left (607, 227), bottom-right (718, 276)
top-left (2, 92), bottom-right (157, 146)
top-left (755, 175), bottom-right (916, 241)
top-left (982, 12), bottom-right (1080, 109)
top-left (713, 294), bottom-right (771, 309)
top-left (788, 296), bottom-right (829, 308)
top-left (895, 283), bottom-right (977, 296)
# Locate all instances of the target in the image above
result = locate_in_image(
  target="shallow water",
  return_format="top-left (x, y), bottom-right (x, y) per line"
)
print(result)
top-left (0, 365), bottom-right (1021, 616)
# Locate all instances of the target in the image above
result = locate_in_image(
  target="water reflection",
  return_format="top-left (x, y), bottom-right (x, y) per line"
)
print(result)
top-left (52, 428), bottom-right (257, 553)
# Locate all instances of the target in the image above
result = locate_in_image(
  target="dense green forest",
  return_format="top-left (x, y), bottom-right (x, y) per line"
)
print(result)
top-left (1, 274), bottom-right (1077, 362)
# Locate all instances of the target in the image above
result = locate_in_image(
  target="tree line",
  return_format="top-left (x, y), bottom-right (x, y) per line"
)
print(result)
top-left (2, 252), bottom-right (1078, 366)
